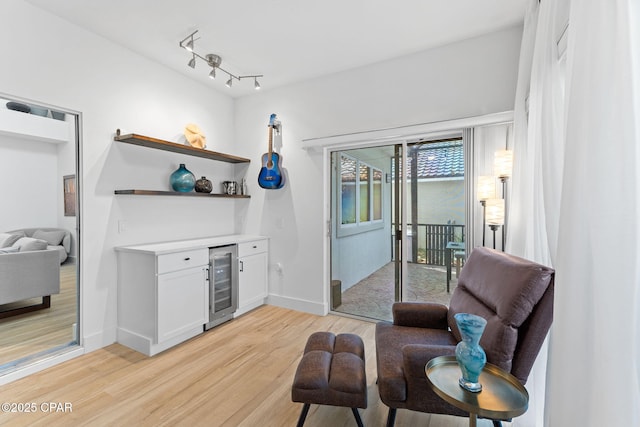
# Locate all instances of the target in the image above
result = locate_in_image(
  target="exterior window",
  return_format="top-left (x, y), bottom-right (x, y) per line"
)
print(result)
top-left (359, 164), bottom-right (370, 222)
top-left (373, 169), bottom-right (382, 220)
top-left (341, 156), bottom-right (356, 224)
top-left (339, 154), bottom-right (383, 232)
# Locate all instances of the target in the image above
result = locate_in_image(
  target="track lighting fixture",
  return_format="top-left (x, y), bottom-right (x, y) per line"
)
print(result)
top-left (179, 30), bottom-right (263, 90)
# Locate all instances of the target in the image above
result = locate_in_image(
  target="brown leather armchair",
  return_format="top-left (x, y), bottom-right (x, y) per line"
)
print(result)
top-left (375, 247), bottom-right (554, 426)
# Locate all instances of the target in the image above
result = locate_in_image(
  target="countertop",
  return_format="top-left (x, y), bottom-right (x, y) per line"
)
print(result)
top-left (114, 234), bottom-right (268, 255)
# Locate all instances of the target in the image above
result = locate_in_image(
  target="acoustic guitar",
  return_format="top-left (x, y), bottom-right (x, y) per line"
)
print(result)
top-left (258, 113), bottom-right (284, 189)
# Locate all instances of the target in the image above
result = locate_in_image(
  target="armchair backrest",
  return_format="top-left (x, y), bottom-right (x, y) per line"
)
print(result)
top-left (447, 247), bottom-right (554, 383)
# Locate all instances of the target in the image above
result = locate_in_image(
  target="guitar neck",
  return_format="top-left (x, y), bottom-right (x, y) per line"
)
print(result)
top-left (268, 125), bottom-right (274, 155)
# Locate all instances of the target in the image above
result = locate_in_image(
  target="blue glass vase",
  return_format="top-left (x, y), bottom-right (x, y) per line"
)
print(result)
top-left (454, 312), bottom-right (487, 392)
top-left (170, 163), bottom-right (195, 192)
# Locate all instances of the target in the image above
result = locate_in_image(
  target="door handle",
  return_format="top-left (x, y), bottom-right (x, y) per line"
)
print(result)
top-left (239, 260), bottom-right (244, 272)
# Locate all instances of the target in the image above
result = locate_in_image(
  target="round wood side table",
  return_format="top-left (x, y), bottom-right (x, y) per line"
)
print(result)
top-left (425, 356), bottom-right (529, 427)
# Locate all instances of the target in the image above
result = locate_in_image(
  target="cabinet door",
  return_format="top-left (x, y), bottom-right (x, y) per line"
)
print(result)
top-left (238, 252), bottom-right (267, 309)
top-left (157, 266), bottom-right (207, 343)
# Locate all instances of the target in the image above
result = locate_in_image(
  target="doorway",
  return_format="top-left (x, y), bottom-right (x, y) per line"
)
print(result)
top-left (329, 137), bottom-right (465, 321)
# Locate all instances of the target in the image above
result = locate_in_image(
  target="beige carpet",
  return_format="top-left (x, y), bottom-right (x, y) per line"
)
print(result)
top-left (333, 262), bottom-right (458, 322)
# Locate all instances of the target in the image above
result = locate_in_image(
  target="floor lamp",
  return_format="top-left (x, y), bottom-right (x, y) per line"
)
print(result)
top-left (494, 150), bottom-right (513, 250)
top-left (485, 198), bottom-right (505, 250)
top-left (477, 176), bottom-right (496, 247)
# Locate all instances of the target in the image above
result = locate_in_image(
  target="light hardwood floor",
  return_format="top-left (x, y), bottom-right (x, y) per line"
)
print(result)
top-left (0, 263), bottom-right (77, 367)
top-left (0, 305), bottom-right (499, 427)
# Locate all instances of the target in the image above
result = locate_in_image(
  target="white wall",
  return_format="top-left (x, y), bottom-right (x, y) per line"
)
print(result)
top-left (0, 0), bottom-right (237, 351)
top-left (235, 26), bottom-right (523, 314)
top-left (0, 134), bottom-right (58, 229)
top-left (56, 115), bottom-right (78, 258)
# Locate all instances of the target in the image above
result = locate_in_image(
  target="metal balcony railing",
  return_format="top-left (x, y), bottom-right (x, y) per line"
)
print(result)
top-left (394, 223), bottom-right (465, 266)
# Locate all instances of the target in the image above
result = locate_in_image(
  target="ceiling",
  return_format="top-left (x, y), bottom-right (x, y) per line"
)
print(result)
top-left (25, 0), bottom-right (527, 98)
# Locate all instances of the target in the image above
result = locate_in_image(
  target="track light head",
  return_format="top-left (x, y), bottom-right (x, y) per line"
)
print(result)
top-left (187, 55), bottom-right (196, 69)
top-left (209, 68), bottom-right (216, 79)
top-left (254, 78), bottom-right (261, 90)
top-left (225, 76), bottom-right (233, 88)
top-left (185, 38), bottom-right (194, 52)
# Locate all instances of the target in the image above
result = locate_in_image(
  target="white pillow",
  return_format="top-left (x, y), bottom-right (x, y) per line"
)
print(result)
top-left (0, 233), bottom-right (21, 248)
top-left (33, 229), bottom-right (66, 246)
top-left (12, 237), bottom-right (48, 252)
top-left (0, 246), bottom-right (19, 254)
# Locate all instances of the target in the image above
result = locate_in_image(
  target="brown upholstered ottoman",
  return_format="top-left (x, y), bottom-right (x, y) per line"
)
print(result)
top-left (291, 332), bottom-right (367, 427)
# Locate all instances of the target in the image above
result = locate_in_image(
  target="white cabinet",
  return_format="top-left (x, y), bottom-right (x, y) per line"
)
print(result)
top-left (237, 239), bottom-right (269, 316)
top-left (116, 234), bottom-right (268, 355)
top-left (116, 248), bottom-right (209, 356)
top-left (157, 266), bottom-right (208, 343)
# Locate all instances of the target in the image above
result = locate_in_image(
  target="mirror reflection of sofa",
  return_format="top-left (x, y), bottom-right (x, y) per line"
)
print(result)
top-left (0, 229), bottom-right (67, 318)
top-left (7, 228), bottom-right (71, 264)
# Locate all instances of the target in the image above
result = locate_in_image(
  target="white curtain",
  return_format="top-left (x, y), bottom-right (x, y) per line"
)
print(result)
top-left (509, 0), bottom-right (640, 425)
top-left (546, 0), bottom-right (640, 425)
top-left (507, 0), bottom-right (563, 425)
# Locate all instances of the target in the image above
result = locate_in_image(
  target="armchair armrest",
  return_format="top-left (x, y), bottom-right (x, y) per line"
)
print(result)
top-left (392, 302), bottom-right (449, 329)
top-left (402, 344), bottom-right (456, 379)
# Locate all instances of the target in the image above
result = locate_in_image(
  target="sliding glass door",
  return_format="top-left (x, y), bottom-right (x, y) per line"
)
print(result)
top-left (330, 137), bottom-right (465, 321)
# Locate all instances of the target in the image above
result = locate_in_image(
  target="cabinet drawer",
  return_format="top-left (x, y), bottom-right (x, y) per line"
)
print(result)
top-left (157, 249), bottom-right (208, 274)
top-left (238, 240), bottom-right (268, 257)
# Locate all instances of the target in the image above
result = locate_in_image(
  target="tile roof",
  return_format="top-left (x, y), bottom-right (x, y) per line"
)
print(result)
top-left (340, 140), bottom-right (464, 181)
top-left (409, 140), bottom-right (464, 179)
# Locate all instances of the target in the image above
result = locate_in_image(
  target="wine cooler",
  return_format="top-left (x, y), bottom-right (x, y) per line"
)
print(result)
top-left (205, 244), bottom-right (238, 330)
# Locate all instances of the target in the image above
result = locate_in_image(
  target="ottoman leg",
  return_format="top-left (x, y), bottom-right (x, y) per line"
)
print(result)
top-left (351, 408), bottom-right (364, 427)
top-left (296, 403), bottom-right (311, 427)
top-left (386, 408), bottom-right (397, 427)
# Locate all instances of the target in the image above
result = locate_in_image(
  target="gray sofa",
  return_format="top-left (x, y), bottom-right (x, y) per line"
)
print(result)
top-left (7, 227), bottom-right (71, 264)
top-left (0, 230), bottom-right (63, 317)
top-left (0, 249), bottom-right (60, 303)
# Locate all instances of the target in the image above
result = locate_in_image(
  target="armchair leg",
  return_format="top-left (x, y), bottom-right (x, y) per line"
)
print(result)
top-left (386, 408), bottom-right (397, 427)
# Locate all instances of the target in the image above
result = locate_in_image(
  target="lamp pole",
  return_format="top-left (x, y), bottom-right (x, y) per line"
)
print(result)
top-left (489, 224), bottom-right (501, 250)
top-left (480, 200), bottom-right (487, 246)
top-left (499, 176), bottom-right (509, 251)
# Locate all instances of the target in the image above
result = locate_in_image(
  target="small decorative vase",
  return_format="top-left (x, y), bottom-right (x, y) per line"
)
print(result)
top-left (195, 176), bottom-right (213, 193)
top-left (170, 163), bottom-right (195, 192)
top-left (454, 313), bottom-right (487, 392)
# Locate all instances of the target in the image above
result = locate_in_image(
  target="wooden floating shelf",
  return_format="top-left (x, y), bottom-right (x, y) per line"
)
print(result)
top-left (114, 190), bottom-right (250, 199)
top-left (114, 132), bottom-right (250, 164)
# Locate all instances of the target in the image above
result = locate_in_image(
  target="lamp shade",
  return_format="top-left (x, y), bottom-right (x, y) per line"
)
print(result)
top-left (494, 150), bottom-right (513, 179)
top-left (485, 198), bottom-right (505, 225)
top-left (477, 176), bottom-right (496, 201)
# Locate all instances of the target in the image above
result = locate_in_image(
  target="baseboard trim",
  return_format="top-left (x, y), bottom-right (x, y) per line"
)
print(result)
top-left (267, 294), bottom-right (327, 316)
top-left (82, 327), bottom-right (116, 353)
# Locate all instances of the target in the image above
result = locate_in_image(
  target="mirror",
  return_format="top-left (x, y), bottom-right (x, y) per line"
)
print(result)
top-left (0, 94), bottom-right (80, 373)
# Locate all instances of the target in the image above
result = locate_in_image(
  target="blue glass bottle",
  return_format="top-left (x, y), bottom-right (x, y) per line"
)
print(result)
top-left (170, 163), bottom-right (195, 192)
top-left (454, 313), bottom-right (487, 392)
